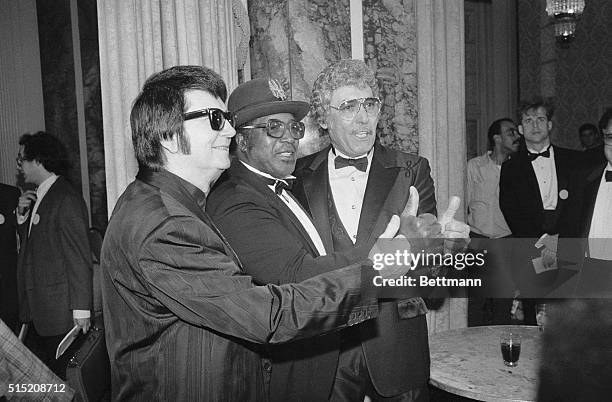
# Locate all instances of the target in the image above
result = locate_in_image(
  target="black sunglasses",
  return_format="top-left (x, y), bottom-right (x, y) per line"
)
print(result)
top-left (183, 108), bottom-right (234, 131)
top-left (241, 119), bottom-right (305, 139)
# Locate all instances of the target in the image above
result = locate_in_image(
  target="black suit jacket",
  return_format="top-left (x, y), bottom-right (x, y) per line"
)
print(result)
top-left (101, 169), bottom-right (378, 401)
top-left (208, 159), bottom-right (371, 402)
top-left (0, 184), bottom-right (20, 328)
top-left (500, 145), bottom-right (582, 238)
top-left (293, 143), bottom-right (436, 396)
top-left (16, 177), bottom-right (93, 336)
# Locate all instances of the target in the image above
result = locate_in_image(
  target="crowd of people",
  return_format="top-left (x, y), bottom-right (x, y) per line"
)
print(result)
top-left (1, 58), bottom-right (610, 401)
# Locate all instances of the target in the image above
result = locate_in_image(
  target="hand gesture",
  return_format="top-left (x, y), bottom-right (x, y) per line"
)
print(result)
top-left (438, 196), bottom-right (470, 253)
top-left (17, 190), bottom-right (37, 215)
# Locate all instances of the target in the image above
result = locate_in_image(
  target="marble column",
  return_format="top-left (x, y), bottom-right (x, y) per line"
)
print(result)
top-left (416, 0), bottom-right (468, 332)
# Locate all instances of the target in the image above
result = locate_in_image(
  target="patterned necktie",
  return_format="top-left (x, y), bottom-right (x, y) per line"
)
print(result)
top-left (527, 146), bottom-right (551, 161)
top-left (334, 156), bottom-right (368, 172)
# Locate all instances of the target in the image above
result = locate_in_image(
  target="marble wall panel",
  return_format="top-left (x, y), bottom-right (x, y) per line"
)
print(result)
top-left (248, 0), bottom-right (417, 156)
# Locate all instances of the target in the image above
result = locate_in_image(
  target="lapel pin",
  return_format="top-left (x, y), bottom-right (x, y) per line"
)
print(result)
top-left (559, 189), bottom-right (568, 200)
top-left (32, 213), bottom-right (40, 225)
top-left (0, 214), bottom-right (4, 225)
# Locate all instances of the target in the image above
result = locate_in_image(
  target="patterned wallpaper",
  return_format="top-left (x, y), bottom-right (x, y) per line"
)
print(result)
top-left (518, 0), bottom-right (612, 149)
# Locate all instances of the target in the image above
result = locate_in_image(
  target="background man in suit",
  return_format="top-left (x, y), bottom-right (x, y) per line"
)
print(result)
top-left (101, 65), bottom-right (409, 401)
top-left (293, 59), bottom-right (469, 402)
top-left (499, 98), bottom-right (582, 323)
top-left (0, 183), bottom-right (20, 332)
top-left (466, 118), bottom-right (520, 325)
top-left (208, 78), bottom-right (433, 401)
top-left (15, 132), bottom-right (92, 378)
top-left (578, 122), bottom-right (606, 167)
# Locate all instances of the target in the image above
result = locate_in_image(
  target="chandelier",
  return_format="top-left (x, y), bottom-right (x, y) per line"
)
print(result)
top-left (546, 0), bottom-right (586, 46)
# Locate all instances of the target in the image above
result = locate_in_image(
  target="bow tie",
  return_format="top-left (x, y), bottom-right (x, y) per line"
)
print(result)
top-left (334, 156), bottom-right (368, 172)
top-left (527, 147), bottom-right (551, 161)
top-left (606, 171), bottom-right (612, 182)
top-left (262, 177), bottom-right (295, 195)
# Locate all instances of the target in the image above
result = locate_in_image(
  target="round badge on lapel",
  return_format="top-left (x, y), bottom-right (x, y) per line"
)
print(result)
top-left (559, 189), bottom-right (568, 200)
top-left (32, 213), bottom-right (40, 225)
top-left (0, 214), bottom-right (4, 225)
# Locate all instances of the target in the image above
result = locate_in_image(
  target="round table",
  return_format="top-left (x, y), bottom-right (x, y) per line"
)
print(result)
top-left (429, 325), bottom-right (542, 402)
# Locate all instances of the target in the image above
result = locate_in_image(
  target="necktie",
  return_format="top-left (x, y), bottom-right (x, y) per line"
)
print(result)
top-left (334, 156), bottom-right (368, 172)
top-left (605, 171), bottom-right (612, 182)
top-left (527, 146), bottom-right (551, 161)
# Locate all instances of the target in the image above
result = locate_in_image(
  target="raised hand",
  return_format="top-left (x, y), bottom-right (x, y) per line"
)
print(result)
top-left (438, 196), bottom-right (470, 253)
top-left (18, 190), bottom-right (37, 215)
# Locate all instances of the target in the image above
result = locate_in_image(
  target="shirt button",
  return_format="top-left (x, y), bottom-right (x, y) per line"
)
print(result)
top-left (351, 205), bottom-right (356, 209)
top-left (351, 177), bottom-right (355, 182)
top-left (352, 235), bottom-right (357, 239)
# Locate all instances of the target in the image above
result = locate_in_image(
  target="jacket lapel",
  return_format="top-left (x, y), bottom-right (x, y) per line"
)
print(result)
top-left (517, 151), bottom-right (544, 210)
top-left (580, 163), bottom-right (607, 237)
top-left (301, 148), bottom-right (333, 251)
top-left (231, 161), bottom-right (321, 256)
top-left (356, 145), bottom-right (399, 247)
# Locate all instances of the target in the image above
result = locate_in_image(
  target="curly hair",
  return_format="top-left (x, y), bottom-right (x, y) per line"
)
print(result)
top-left (19, 131), bottom-right (70, 175)
top-left (310, 59), bottom-right (379, 129)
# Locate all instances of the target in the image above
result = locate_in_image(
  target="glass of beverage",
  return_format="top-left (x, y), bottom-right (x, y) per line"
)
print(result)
top-left (500, 331), bottom-right (521, 367)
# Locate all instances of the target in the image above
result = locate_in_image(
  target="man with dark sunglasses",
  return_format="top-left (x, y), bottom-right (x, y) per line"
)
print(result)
top-left (101, 66), bottom-right (410, 401)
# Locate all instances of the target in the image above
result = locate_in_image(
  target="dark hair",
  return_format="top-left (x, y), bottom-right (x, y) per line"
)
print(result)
top-left (19, 131), bottom-right (70, 175)
top-left (487, 118), bottom-right (515, 149)
top-left (518, 97), bottom-right (554, 122)
top-left (578, 123), bottom-right (598, 135)
top-left (130, 65), bottom-right (227, 170)
top-left (599, 108), bottom-right (612, 133)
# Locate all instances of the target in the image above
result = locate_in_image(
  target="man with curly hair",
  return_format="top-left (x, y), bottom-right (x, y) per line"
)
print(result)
top-left (294, 59), bottom-right (469, 401)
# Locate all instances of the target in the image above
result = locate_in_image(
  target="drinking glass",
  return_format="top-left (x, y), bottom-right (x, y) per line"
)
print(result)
top-left (500, 331), bottom-right (521, 367)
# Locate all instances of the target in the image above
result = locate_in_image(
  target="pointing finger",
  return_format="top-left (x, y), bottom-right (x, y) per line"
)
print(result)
top-left (401, 186), bottom-right (420, 217)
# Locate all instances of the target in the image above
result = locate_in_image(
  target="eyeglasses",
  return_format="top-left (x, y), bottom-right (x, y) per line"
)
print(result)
top-left (183, 108), bottom-right (234, 131)
top-left (241, 119), bottom-right (305, 139)
top-left (329, 97), bottom-right (381, 121)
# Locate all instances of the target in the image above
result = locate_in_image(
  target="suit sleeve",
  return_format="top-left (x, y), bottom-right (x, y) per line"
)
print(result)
top-left (58, 193), bottom-right (93, 311)
top-left (209, 192), bottom-right (366, 284)
top-left (137, 217), bottom-right (377, 344)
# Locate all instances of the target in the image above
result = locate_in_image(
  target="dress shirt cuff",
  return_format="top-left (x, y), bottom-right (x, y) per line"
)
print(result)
top-left (73, 310), bottom-right (91, 319)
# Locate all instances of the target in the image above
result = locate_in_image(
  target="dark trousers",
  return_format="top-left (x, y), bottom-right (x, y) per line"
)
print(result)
top-left (330, 341), bottom-right (429, 402)
top-left (24, 325), bottom-right (70, 380)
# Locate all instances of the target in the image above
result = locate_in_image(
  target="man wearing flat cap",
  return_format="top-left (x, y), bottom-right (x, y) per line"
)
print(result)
top-left (208, 78), bottom-right (416, 401)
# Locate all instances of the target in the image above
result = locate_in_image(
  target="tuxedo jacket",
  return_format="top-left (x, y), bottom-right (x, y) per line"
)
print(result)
top-left (499, 145), bottom-right (582, 238)
top-left (101, 169), bottom-right (377, 401)
top-left (293, 142), bottom-right (436, 396)
top-left (16, 177), bottom-right (92, 336)
top-left (557, 162), bottom-right (609, 262)
top-left (208, 159), bottom-right (372, 402)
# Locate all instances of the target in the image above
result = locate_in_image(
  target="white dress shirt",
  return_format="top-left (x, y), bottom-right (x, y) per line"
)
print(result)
top-left (466, 151), bottom-right (512, 238)
top-left (529, 145), bottom-right (558, 210)
top-left (17, 174), bottom-right (90, 320)
top-left (241, 161), bottom-right (327, 256)
top-left (327, 148), bottom-right (373, 243)
top-left (587, 163), bottom-right (612, 260)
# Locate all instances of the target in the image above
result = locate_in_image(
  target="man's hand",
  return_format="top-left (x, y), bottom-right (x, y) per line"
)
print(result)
top-left (399, 186), bottom-right (444, 253)
top-left (74, 317), bottom-right (91, 334)
top-left (17, 190), bottom-right (37, 215)
top-left (438, 196), bottom-right (470, 253)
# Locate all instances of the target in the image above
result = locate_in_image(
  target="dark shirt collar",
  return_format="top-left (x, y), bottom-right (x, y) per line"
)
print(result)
top-left (136, 168), bottom-right (207, 210)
